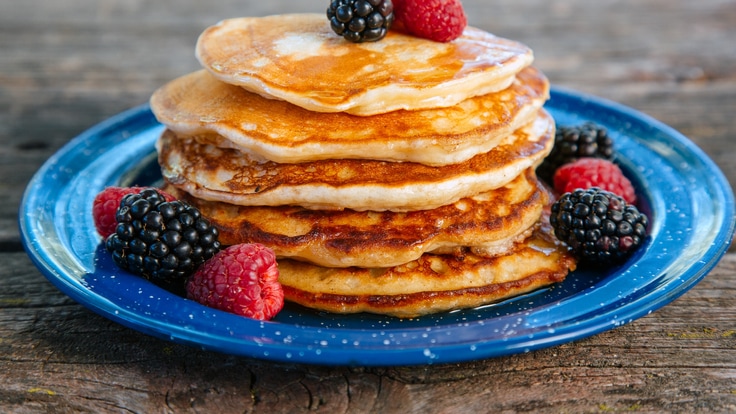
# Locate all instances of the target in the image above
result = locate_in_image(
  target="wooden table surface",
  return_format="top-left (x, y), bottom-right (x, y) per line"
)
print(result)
top-left (2, 0), bottom-right (735, 412)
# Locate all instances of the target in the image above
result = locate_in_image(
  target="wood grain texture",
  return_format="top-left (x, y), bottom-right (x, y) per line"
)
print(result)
top-left (1, 0), bottom-right (735, 412)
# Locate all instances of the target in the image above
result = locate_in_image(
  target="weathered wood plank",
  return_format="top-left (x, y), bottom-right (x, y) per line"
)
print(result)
top-left (2, 251), bottom-right (735, 412)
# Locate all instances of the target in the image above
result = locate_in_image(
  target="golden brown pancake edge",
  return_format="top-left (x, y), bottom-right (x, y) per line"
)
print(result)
top-left (277, 224), bottom-right (577, 318)
top-left (149, 66), bottom-right (549, 165)
top-left (156, 109), bottom-right (555, 212)
top-left (166, 168), bottom-right (548, 268)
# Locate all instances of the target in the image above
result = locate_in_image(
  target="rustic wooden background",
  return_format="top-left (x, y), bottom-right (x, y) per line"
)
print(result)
top-left (1, 0), bottom-right (735, 412)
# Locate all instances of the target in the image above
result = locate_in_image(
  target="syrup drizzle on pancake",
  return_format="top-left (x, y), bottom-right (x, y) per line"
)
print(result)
top-left (195, 14), bottom-right (534, 115)
top-left (150, 67), bottom-right (549, 165)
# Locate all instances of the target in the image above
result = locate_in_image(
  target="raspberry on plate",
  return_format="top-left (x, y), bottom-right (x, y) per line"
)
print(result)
top-left (92, 186), bottom-right (174, 238)
top-left (393, 0), bottom-right (467, 43)
top-left (186, 243), bottom-right (284, 321)
top-left (553, 158), bottom-right (637, 204)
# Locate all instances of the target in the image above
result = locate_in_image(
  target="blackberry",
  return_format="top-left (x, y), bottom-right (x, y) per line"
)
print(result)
top-left (537, 122), bottom-right (615, 183)
top-left (327, 0), bottom-right (394, 43)
top-left (550, 188), bottom-right (648, 265)
top-left (105, 188), bottom-right (221, 294)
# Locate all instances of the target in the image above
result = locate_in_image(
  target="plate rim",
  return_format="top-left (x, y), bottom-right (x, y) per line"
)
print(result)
top-left (19, 87), bottom-right (736, 366)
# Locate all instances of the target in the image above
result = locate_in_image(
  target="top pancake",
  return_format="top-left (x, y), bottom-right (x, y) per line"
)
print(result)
top-left (150, 66), bottom-right (548, 166)
top-left (195, 14), bottom-right (534, 116)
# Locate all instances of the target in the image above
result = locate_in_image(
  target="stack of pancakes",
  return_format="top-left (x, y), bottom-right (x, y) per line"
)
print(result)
top-left (151, 14), bottom-right (576, 318)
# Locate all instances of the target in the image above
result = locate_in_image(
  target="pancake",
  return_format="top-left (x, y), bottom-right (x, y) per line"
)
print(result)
top-left (150, 67), bottom-right (548, 165)
top-left (278, 222), bottom-right (576, 318)
top-left (157, 109), bottom-right (555, 212)
top-left (167, 169), bottom-right (547, 268)
top-left (195, 14), bottom-right (534, 115)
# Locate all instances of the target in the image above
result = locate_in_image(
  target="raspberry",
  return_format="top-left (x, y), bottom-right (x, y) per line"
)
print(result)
top-left (553, 158), bottom-right (637, 204)
top-left (105, 189), bottom-right (220, 295)
top-left (93, 186), bottom-right (174, 238)
top-left (537, 122), bottom-right (615, 183)
top-left (327, 0), bottom-right (395, 43)
top-left (187, 243), bottom-right (284, 321)
top-left (393, 0), bottom-right (467, 43)
top-left (550, 188), bottom-right (648, 265)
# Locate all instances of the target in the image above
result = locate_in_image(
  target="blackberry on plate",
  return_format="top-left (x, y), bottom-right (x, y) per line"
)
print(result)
top-left (550, 187), bottom-right (648, 265)
top-left (538, 122), bottom-right (615, 183)
top-left (105, 188), bottom-right (221, 294)
top-left (327, 0), bottom-right (394, 43)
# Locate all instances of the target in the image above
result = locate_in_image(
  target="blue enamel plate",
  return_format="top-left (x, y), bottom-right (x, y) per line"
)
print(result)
top-left (20, 88), bottom-right (735, 366)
